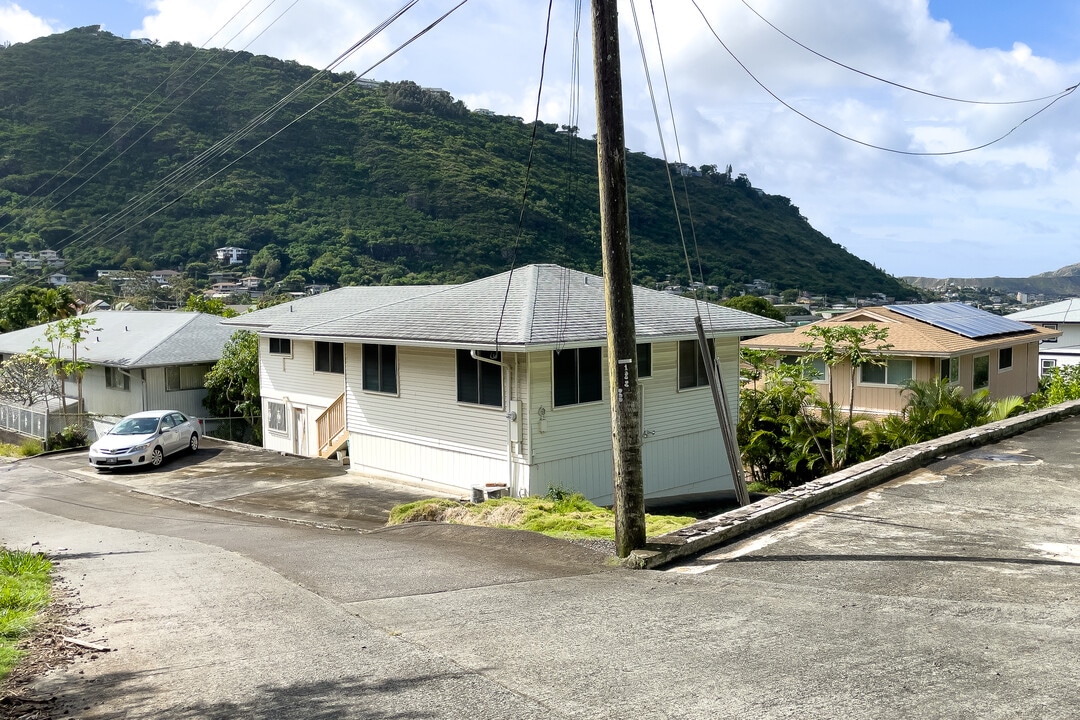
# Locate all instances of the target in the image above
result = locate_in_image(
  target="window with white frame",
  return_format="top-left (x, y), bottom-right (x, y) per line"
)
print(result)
top-left (940, 357), bottom-right (959, 384)
top-left (637, 343), bottom-right (652, 379)
top-left (1041, 358), bottom-right (1057, 376)
top-left (266, 400), bottom-right (286, 433)
top-left (166, 365), bottom-right (208, 391)
top-left (973, 354), bottom-right (990, 390)
top-left (104, 366), bottom-right (130, 391)
top-left (553, 347), bottom-right (602, 406)
top-left (268, 337), bottom-right (291, 355)
top-left (362, 343), bottom-right (397, 393)
top-left (315, 341), bottom-right (344, 374)
top-left (678, 339), bottom-right (715, 390)
top-left (782, 355), bottom-right (827, 383)
top-left (456, 350), bottom-right (502, 407)
top-left (998, 347), bottom-right (1013, 371)
top-left (860, 359), bottom-right (913, 386)
top-left (1039, 323), bottom-right (1058, 343)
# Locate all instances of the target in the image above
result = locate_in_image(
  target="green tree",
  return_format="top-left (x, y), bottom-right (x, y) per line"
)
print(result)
top-left (722, 295), bottom-right (785, 321)
top-left (203, 330), bottom-right (260, 442)
top-left (34, 316), bottom-right (97, 414)
top-left (183, 294), bottom-right (238, 317)
top-left (800, 324), bottom-right (892, 471)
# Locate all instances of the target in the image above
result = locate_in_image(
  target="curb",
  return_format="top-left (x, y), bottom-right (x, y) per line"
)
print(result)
top-left (625, 399), bottom-right (1080, 570)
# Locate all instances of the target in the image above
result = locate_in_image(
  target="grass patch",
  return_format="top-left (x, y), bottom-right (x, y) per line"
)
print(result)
top-left (388, 493), bottom-right (696, 541)
top-left (0, 548), bottom-right (52, 681)
top-left (0, 439), bottom-right (44, 458)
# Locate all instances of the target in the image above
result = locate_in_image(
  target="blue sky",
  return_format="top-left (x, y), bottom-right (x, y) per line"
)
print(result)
top-left (2, 1), bottom-right (1079, 281)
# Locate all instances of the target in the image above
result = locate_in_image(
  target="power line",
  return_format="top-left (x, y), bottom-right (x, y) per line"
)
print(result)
top-left (690, 0), bottom-right (1078, 157)
top-left (739, 0), bottom-right (1076, 106)
top-left (0, 0), bottom-right (278, 234)
top-left (9, 1), bottom-right (437, 295)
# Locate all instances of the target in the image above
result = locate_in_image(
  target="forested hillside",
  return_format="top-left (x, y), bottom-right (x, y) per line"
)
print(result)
top-left (0, 27), bottom-right (912, 298)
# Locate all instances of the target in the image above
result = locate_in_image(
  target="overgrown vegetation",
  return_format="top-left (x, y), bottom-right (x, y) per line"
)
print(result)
top-left (388, 491), bottom-right (695, 541)
top-left (1027, 364), bottom-right (1080, 409)
top-left (0, 27), bottom-right (914, 303)
top-left (203, 330), bottom-right (261, 443)
top-left (0, 548), bottom-right (52, 680)
top-left (739, 347), bottom-right (1027, 493)
top-left (0, 439), bottom-right (43, 457)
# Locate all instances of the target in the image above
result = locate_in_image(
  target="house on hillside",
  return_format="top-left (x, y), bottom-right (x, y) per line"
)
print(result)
top-left (744, 302), bottom-right (1059, 416)
top-left (1006, 299), bottom-right (1080, 374)
top-left (0, 311), bottom-right (237, 422)
top-left (224, 264), bottom-right (789, 505)
top-left (215, 246), bottom-right (249, 265)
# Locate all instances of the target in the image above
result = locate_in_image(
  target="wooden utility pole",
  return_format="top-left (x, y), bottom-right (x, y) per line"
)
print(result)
top-left (592, 0), bottom-right (645, 556)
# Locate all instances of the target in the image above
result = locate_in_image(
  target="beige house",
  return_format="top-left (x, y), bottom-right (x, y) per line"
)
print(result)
top-left (744, 303), bottom-right (1060, 416)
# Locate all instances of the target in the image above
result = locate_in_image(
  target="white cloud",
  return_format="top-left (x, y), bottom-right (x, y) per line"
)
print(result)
top-left (9, 0), bottom-right (1080, 278)
top-left (0, 2), bottom-right (58, 44)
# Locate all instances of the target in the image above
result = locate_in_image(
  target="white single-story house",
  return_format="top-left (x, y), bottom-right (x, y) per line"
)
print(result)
top-left (1006, 299), bottom-right (1080, 374)
top-left (225, 264), bottom-right (789, 505)
top-left (0, 311), bottom-right (237, 421)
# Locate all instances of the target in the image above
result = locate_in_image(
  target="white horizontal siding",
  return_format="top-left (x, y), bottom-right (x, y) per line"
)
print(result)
top-left (524, 340), bottom-right (738, 503)
top-left (345, 344), bottom-right (524, 492)
top-left (79, 365), bottom-right (144, 418)
top-left (260, 338), bottom-right (345, 408)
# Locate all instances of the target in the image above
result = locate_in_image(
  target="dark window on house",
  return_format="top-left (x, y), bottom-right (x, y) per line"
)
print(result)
top-left (553, 347), bottom-right (602, 407)
top-left (269, 337), bottom-right (291, 355)
top-left (678, 339), bottom-right (714, 389)
top-left (973, 354), bottom-right (990, 390)
top-left (105, 366), bottom-right (130, 391)
top-left (362, 344), bottom-right (397, 393)
top-left (315, 341), bottom-right (344, 374)
top-left (457, 350), bottom-right (502, 407)
top-left (1040, 323), bottom-right (1058, 343)
top-left (940, 357), bottom-right (959, 383)
top-left (166, 365), bottom-right (208, 391)
top-left (999, 347), bottom-right (1013, 371)
top-left (637, 343), bottom-right (652, 379)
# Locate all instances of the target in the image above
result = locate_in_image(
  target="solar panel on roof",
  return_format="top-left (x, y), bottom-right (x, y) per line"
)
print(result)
top-left (884, 303), bottom-right (1034, 339)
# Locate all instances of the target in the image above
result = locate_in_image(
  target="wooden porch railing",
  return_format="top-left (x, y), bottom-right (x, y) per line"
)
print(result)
top-left (316, 392), bottom-right (348, 458)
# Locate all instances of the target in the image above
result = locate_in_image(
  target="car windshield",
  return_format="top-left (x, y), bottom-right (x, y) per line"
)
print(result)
top-left (111, 417), bottom-right (160, 435)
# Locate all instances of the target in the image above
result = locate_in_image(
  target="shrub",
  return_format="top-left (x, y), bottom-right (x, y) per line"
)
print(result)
top-left (48, 424), bottom-right (88, 450)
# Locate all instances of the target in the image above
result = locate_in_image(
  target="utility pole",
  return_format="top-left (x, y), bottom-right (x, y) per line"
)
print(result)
top-left (592, 0), bottom-right (645, 556)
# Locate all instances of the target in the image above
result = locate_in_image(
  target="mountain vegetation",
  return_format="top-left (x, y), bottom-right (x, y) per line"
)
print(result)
top-left (0, 27), bottom-right (913, 300)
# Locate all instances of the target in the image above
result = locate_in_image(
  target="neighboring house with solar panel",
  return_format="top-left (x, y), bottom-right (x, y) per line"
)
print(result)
top-left (743, 302), bottom-right (1060, 416)
top-left (224, 264), bottom-right (789, 505)
top-left (0, 311), bottom-right (237, 423)
top-left (1005, 299), bottom-right (1080, 375)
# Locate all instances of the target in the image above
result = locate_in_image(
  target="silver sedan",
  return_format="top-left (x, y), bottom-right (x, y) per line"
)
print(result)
top-left (88, 410), bottom-right (202, 471)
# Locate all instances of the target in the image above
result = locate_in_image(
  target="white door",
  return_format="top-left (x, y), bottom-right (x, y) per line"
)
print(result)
top-left (292, 407), bottom-right (307, 456)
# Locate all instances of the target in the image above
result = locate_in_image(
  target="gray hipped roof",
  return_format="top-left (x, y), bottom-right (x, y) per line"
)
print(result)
top-left (225, 264), bottom-right (789, 349)
top-left (0, 311), bottom-right (237, 368)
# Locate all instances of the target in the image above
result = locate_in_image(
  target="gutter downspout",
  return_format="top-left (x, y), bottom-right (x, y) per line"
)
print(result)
top-left (471, 350), bottom-right (515, 495)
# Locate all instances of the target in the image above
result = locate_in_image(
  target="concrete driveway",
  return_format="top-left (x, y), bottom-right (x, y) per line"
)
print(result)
top-left (35, 436), bottom-right (445, 530)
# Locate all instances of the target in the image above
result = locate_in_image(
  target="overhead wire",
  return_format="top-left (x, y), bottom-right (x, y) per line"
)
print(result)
top-left (53, 0), bottom-right (406, 266)
top-left (689, 0), bottom-right (1078, 157)
top-left (555, 0), bottom-right (585, 353)
top-left (494, 0), bottom-right (556, 350)
top-left (4, 0), bottom-right (443, 295)
top-left (0, 0), bottom-right (273, 234)
top-left (739, 0), bottom-right (1076, 106)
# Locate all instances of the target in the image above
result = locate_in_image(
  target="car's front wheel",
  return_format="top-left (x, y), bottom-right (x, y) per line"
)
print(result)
top-left (188, 433), bottom-right (199, 453)
top-left (149, 446), bottom-right (164, 467)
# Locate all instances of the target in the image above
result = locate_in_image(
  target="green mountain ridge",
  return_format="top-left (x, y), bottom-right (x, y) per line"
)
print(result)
top-left (0, 27), bottom-right (913, 299)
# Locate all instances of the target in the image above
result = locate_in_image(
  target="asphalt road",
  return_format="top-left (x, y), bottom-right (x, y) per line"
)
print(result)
top-left (2, 420), bottom-right (1078, 718)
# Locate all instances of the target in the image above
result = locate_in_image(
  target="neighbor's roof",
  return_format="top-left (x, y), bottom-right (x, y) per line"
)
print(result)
top-left (0, 311), bottom-right (236, 368)
top-left (1006, 298), bottom-right (1080, 324)
top-left (744, 303), bottom-right (1059, 357)
top-left (224, 264), bottom-right (790, 349)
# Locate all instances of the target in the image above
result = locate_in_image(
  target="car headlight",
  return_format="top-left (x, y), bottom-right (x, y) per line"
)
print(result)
top-left (131, 442), bottom-right (151, 452)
